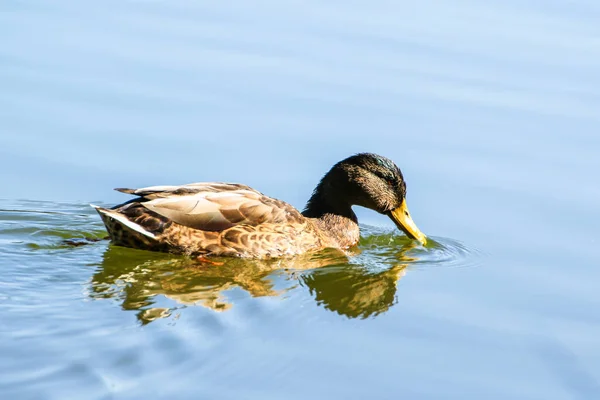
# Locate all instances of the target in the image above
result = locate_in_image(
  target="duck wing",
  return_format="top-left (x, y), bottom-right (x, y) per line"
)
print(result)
top-left (115, 182), bottom-right (257, 199)
top-left (115, 182), bottom-right (304, 232)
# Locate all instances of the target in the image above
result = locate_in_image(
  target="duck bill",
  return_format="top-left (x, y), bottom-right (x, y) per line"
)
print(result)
top-left (387, 199), bottom-right (427, 245)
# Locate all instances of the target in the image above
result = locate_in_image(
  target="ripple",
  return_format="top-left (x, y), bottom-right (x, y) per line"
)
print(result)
top-left (417, 236), bottom-right (484, 269)
top-left (0, 200), bottom-right (107, 252)
top-left (356, 224), bottom-right (483, 271)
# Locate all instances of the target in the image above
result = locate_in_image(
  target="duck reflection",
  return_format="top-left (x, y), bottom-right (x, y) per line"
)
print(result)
top-left (300, 265), bottom-right (407, 319)
top-left (89, 236), bottom-right (419, 323)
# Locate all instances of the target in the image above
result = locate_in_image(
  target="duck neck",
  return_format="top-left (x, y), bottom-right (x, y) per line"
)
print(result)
top-left (302, 181), bottom-right (360, 248)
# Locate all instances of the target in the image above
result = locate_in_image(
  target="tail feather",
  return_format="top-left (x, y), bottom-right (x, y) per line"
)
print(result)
top-left (91, 204), bottom-right (156, 240)
top-left (114, 188), bottom-right (136, 194)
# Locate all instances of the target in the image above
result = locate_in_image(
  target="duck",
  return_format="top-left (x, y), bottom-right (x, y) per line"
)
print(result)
top-left (93, 153), bottom-right (427, 258)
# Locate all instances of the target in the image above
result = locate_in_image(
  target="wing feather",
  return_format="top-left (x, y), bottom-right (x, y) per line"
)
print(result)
top-left (120, 183), bottom-right (304, 232)
top-left (116, 182), bottom-right (260, 199)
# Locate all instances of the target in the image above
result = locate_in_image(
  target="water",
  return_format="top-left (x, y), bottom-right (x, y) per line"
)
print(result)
top-left (1, 1), bottom-right (600, 399)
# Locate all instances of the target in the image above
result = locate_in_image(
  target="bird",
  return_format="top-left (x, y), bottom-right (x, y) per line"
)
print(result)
top-left (93, 153), bottom-right (427, 258)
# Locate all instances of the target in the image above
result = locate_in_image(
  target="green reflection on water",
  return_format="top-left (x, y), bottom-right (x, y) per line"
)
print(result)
top-left (89, 237), bottom-right (420, 324)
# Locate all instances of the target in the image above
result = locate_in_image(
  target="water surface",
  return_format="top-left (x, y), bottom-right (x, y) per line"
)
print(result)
top-left (1, 1), bottom-right (600, 399)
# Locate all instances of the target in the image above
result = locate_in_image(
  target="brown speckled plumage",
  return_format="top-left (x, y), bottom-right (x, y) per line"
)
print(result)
top-left (94, 153), bottom-right (426, 258)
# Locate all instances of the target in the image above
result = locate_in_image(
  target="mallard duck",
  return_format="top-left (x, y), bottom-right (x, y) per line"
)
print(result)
top-left (93, 153), bottom-right (427, 258)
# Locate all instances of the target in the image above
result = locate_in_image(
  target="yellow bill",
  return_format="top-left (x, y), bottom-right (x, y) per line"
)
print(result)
top-left (387, 199), bottom-right (427, 245)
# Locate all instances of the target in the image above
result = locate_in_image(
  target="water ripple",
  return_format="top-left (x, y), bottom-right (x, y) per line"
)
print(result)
top-left (356, 224), bottom-right (483, 271)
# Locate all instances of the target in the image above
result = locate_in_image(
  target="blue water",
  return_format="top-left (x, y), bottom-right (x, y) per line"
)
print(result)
top-left (1, 1), bottom-right (600, 399)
